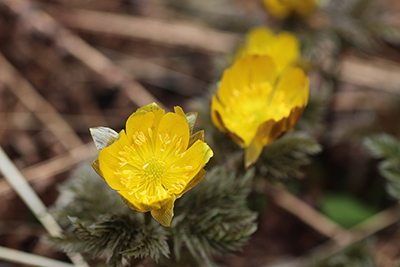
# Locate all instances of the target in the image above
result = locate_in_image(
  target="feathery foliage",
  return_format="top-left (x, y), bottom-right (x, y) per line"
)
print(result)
top-left (312, 241), bottom-right (376, 267)
top-left (364, 133), bottom-right (400, 200)
top-left (170, 166), bottom-right (258, 267)
top-left (49, 163), bottom-right (257, 267)
top-left (51, 164), bottom-right (129, 225)
top-left (49, 164), bottom-right (170, 267)
top-left (257, 132), bottom-right (322, 180)
top-left (296, 84), bottom-right (331, 133)
top-left (301, 0), bottom-right (399, 77)
top-left (321, 0), bottom-right (397, 52)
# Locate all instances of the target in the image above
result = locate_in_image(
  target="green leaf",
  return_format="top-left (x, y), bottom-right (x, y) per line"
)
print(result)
top-left (121, 224), bottom-right (170, 263)
top-left (296, 83), bottom-right (332, 132)
top-left (364, 134), bottom-right (400, 201)
top-left (171, 166), bottom-right (258, 267)
top-left (364, 134), bottom-right (400, 159)
top-left (258, 132), bottom-right (322, 180)
top-left (51, 163), bottom-right (129, 225)
top-left (319, 193), bottom-right (377, 228)
top-left (49, 163), bottom-right (170, 267)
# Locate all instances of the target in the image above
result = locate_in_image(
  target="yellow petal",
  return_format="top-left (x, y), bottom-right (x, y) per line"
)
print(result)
top-left (263, 0), bottom-right (317, 18)
top-left (263, 0), bottom-right (291, 19)
top-left (163, 140), bottom-right (213, 195)
top-left (244, 27), bottom-right (275, 56)
top-left (175, 106), bottom-right (198, 135)
top-left (213, 56), bottom-right (278, 147)
top-left (211, 95), bottom-right (226, 132)
top-left (188, 130), bottom-right (204, 148)
top-left (218, 56), bottom-right (276, 107)
top-left (177, 169), bottom-right (206, 198)
top-left (174, 106), bottom-right (186, 119)
top-left (125, 103), bottom-right (165, 140)
top-left (270, 32), bottom-right (300, 73)
top-left (211, 98), bottom-right (245, 147)
top-left (245, 118), bottom-right (283, 168)
top-left (253, 119), bottom-right (275, 146)
top-left (267, 67), bottom-right (309, 121)
top-left (214, 63), bottom-right (278, 147)
top-left (157, 112), bottom-right (190, 153)
top-left (91, 158), bottom-right (104, 179)
top-left (118, 181), bottom-right (170, 213)
top-left (245, 137), bottom-right (264, 169)
top-left (119, 192), bottom-right (147, 213)
top-left (150, 195), bottom-right (176, 227)
top-left (285, 106), bottom-right (306, 130)
top-left (294, 0), bottom-right (318, 16)
top-left (238, 28), bottom-right (300, 75)
top-left (98, 130), bottom-right (131, 191)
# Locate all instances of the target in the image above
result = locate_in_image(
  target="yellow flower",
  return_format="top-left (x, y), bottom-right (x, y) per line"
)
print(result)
top-left (237, 27), bottom-right (300, 74)
top-left (263, 0), bottom-right (318, 19)
top-left (90, 103), bottom-right (213, 227)
top-left (211, 55), bottom-right (309, 169)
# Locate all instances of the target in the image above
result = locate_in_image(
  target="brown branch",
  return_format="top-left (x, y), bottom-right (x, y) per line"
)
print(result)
top-left (332, 91), bottom-right (395, 111)
top-left (265, 182), bottom-right (350, 243)
top-left (99, 47), bottom-right (211, 97)
top-left (0, 143), bottom-right (97, 196)
top-left (267, 204), bottom-right (400, 267)
top-left (45, 7), bottom-right (400, 94)
top-left (0, 52), bottom-right (83, 150)
top-left (0, 112), bottom-right (125, 132)
top-left (1, 0), bottom-right (165, 109)
top-left (340, 56), bottom-right (400, 94)
top-left (18, 41), bottom-right (108, 126)
top-left (324, 55), bottom-right (400, 94)
top-left (46, 6), bottom-right (240, 54)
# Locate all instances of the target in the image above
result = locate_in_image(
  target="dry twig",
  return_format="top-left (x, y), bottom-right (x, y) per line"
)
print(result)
top-left (268, 204), bottom-right (400, 267)
top-left (333, 91), bottom-right (395, 111)
top-left (340, 56), bottom-right (400, 94)
top-left (0, 246), bottom-right (75, 267)
top-left (46, 6), bottom-right (240, 54)
top-left (0, 52), bottom-right (83, 150)
top-left (265, 182), bottom-right (350, 243)
top-left (0, 146), bottom-right (89, 267)
top-left (1, 0), bottom-right (164, 109)
top-left (45, 7), bottom-right (400, 95)
top-left (0, 143), bottom-right (97, 196)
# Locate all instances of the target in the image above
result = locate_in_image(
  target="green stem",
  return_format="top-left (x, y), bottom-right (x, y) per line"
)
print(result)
top-left (145, 212), bottom-right (152, 225)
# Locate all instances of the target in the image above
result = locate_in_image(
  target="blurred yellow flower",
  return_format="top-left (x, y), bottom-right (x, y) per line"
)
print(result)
top-left (263, 0), bottom-right (318, 19)
top-left (90, 103), bottom-right (213, 227)
top-left (211, 56), bottom-right (309, 169)
top-left (237, 27), bottom-right (300, 74)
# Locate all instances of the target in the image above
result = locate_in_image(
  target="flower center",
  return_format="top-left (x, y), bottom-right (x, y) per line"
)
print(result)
top-left (143, 157), bottom-right (165, 180)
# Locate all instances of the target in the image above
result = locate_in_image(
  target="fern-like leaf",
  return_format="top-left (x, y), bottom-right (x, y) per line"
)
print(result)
top-left (257, 132), bottom-right (322, 180)
top-left (365, 134), bottom-right (400, 201)
top-left (171, 166), bottom-right (258, 267)
top-left (364, 134), bottom-right (400, 159)
top-left (49, 164), bottom-right (170, 267)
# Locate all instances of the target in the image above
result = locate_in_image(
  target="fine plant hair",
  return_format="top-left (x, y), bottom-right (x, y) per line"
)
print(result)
top-left (170, 166), bottom-right (257, 267)
top-left (364, 133), bottom-right (400, 200)
top-left (257, 132), bottom-right (322, 180)
top-left (48, 163), bottom-right (257, 267)
top-left (311, 241), bottom-right (377, 267)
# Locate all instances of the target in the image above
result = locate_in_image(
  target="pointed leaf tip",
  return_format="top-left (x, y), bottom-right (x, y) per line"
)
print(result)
top-left (90, 127), bottom-right (119, 151)
top-left (186, 112), bottom-right (198, 134)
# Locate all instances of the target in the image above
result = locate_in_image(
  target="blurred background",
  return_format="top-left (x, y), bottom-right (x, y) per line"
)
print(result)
top-left (1, 0), bottom-right (400, 266)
